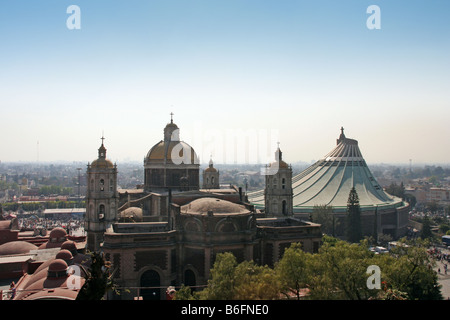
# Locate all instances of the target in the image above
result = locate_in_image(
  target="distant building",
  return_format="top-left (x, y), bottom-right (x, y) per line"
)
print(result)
top-left (202, 157), bottom-right (220, 189)
top-left (249, 128), bottom-right (410, 239)
top-left (427, 187), bottom-right (450, 206)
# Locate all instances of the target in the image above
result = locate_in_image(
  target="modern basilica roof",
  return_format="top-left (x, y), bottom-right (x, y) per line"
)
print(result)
top-left (248, 128), bottom-right (404, 212)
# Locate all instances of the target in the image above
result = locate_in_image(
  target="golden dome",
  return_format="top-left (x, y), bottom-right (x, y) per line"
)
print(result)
top-left (269, 160), bottom-right (289, 169)
top-left (90, 139), bottom-right (114, 169)
top-left (146, 140), bottom-right (198, 164)
top-left (91, 158), bottom-right (114, 169)
top-left (267, 147), bottom-right (290, 169)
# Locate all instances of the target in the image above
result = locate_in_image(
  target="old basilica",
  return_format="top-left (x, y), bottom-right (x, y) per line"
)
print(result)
top-left (84, 115), bottom-right (322, 300)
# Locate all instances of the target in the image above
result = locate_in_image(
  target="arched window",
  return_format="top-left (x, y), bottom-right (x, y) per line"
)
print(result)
top-left (282, 178), bottom-right (286, 189)
top-left (100, 179), bottom-right (105, 191)
top-left (282, 200), bottom-right (287, 215)
top-left (211, 176), bottom-right (215, 185)
top-left (273, 178), bottom-right (277, 189)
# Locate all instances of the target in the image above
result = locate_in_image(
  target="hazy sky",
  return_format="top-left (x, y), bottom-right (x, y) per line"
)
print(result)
top-left (0, 1), bottom-right (449, 165)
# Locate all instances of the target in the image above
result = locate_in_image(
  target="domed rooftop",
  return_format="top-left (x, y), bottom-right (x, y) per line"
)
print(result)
top-left (61, 240), bottom-right (77, 254)
top-left (39, 227), bottom-right (68, 249)
top-left (146, 140), bottom-right (198, 164)
top-left (0, 220), bottom-right (11, 230)
top-left (48, 259), bottom-right (68, 273)
top-left (145, 116), bottom-right (199, 166)
top-left (181, 197), bottom-right (250, 215)
top-left (248, 128), bottom-right (405, 212)
top-left (0, 241), bottom-right (38, 256)
top-left (268, 147), bottom-right (290, 169)
top-left (49, 227), bottom-right (67, 239)
top-left (119, 207), bottom-right (143, 222)
top-left (205, 157), bottom-right (218, 172)
top-left (55, 249), bottom-right (73, 262)
top-left (90, 136), bottom-right (114, 169)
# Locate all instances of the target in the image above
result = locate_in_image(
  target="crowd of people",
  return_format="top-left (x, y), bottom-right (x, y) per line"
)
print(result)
top-left (18, 216), bottom-right (85, 236)
top-left (429, 247), bottom-right (450, 275)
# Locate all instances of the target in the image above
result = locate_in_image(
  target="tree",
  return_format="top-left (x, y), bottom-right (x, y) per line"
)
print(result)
top-left (197, 252), bottom-right (280, 300)
top-left (198, 252), bottom-right (237, 300)
top-left (76, 252), bottom-right (116, 300)
top-left (385, 182), bottom-right (405, 199)
top-left (173, 284), bottom-right (196, 300)
top-left (233, 260), bottom-right (280, 300)
top-left (378, 240), bottom-right (442, 300)
top-left (421, 214), bottom-right (433, 240)
top-left (275, 243), bottom-right (310, 300)
top-left (346, 187), bottom-right (362, 243)
top-left (312, 205), bottom-right (336, 236)
top-left (306, 239), bottom-right (378, 300)
top-left (426, 201), bottom-right (439, 214)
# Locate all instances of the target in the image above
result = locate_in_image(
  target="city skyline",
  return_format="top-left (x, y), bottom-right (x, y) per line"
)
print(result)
top-left (1, 1), bottom-right (449, 165)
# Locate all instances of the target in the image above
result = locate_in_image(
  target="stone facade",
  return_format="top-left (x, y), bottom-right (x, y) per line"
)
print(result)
top-left (102, 195), bottom-right (322, 300)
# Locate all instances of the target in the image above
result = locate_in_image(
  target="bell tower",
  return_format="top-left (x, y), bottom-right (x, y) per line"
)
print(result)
top-left (264, 144), bottom-right (293, 216)
top-left (85, 135), bottom-right (118, 252)
top-left (202, 156), bottom-right (220, 189)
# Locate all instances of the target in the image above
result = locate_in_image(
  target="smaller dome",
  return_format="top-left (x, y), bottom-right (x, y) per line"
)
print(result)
top-left (56, 249), bottom-right (73, 262)
top-left (91, 158), bottom-right (114, 169)
top-left (90, 140), bottom-right (114, 169)
top-left (61, 241), bottom-right (77, 255)
top-left (269, 160), bottom-right (289, 169)
top-left (48, 259), bottom-right (68, 273)
top-left (181, 197), bottom-right (250, 215)
top-left (0, 220), bottom-right (11, 230)
top-left (49, 227), bottom-right (67, 242)
top-left (119, 207), bottom-right (143, 222)
top-left (269, 147), bottom-right (289, 169)
top-left (0, 241), bottom-right (38, 256)
top-left (49, 227), bottom-right (67, 238)
top-left (205, 157), bottom-right (217, 172)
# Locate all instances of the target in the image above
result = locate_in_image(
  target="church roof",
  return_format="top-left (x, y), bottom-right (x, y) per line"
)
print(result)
top-left (248, 128), bottom-right (404, 212)
top-left (181, 197), bottom-right (250, 215)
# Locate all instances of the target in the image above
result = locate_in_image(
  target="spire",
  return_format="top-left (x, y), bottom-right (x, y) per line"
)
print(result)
top-left (275, 142), bottom-right (282, 161)
top-left (209, 154), bottom-right (214, 168)
top-left (98, 134), bottom-right (106, 159)
top-left (337, 126), bottom-right (346, 145)
top-left (164, 113), bottom-right (180, 142)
